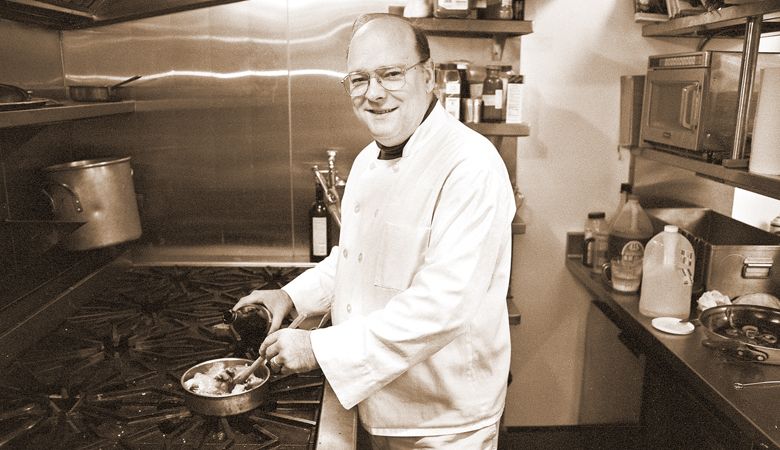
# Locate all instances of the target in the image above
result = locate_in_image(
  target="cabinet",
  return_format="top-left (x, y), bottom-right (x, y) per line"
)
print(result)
top-left (636, 0), bottom-right (780, 201)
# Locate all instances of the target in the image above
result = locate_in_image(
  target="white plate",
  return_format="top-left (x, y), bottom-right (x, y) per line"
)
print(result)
top-left (651, 317), bottom-right (695, 335)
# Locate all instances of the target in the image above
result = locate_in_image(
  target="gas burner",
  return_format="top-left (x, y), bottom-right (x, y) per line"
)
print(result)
top-left (0, 266), bottom-right (319, 449)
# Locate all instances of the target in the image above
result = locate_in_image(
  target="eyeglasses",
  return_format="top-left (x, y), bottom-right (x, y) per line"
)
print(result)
top-left (341, 59), bottom-right (428, 97)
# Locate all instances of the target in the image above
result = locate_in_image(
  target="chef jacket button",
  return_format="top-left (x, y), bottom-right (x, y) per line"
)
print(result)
top-left (369, 162), bottom-right (376, 170)
top-left (346, 304), bottom-right (352, 313)
top-left (392, 163), bottom-right (400, 172)
top-left (374, 209), bottom-right (379, 218)
top-left (354, 203), bottom-right (360, 213)
top-left (342, 248), bottom-right (348, 258)
top-left (357, 253), bottom-right (363, 262)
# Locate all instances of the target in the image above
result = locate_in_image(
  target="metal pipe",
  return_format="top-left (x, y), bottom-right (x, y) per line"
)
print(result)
top-left (730, 15), bottom-right (762, 164)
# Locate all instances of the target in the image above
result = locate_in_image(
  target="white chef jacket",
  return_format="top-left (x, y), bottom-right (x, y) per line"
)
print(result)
top-left (283, 102), bottom-right (515, 437)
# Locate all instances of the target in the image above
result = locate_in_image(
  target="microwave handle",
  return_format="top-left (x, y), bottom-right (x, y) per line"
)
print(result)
top-left (679, 83), bottom-right (700, 130)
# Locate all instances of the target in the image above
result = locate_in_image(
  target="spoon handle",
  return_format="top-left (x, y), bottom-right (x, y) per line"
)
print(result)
top-left (734, 380), bottom-right (780, 389)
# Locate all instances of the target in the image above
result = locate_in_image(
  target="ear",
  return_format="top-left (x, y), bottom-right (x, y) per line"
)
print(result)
top-left (423, 61), bottom-right (436, 94)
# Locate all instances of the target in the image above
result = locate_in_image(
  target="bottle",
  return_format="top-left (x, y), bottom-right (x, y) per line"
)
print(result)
top-left (482, 65), bottom-right (503, 123)
top-left (639, 225), bottom-right (695, 319)
top-left (310, 183), bottom-right (332, 262)
top-left (606, 194), bottom-right (654, 263)
top-left (223, 305), bottom-right (272, 351)
top-left (505, 74), bottom-right (524, 124)
top-left (607, 183), bottom-right (633, 230)
top-left (403, 0), bottom-right (433, 17)
top-left (433, 0), bottom-right (475, 18)
top-left (438, 63), bottom-right (462, 119)
top-left (582, 211), bottom-right (608, 274)
top-left (498, 0), bottom-right (513, 19)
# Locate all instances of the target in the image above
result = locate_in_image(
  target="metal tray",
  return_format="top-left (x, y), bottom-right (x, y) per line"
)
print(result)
top-left (647, 208), bottom-right (780, 298)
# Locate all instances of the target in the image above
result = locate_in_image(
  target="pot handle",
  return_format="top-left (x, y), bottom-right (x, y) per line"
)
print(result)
top-left (42, 182), bottom-right (83, 213)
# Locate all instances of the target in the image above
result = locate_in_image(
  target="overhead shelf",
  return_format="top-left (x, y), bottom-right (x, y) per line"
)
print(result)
top-left (409, 17), bottom-right (532, 59)
top-left (466, 122), bottom-right (529, 137)
top-left (642, 0), bottom-right (780, 37)
top-left (409, 18), bottom-right (533, 38)
top-left (0, 101), bottom-right (135, 129)
top-left (632, 147), bottom-right (780, 199)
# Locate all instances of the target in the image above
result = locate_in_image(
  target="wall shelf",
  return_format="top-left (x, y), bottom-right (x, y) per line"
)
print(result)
top-left (410, 17), bottom-right (532, 59)
top-left (409, 18), bottom-right (533, 37)
top-left (0, 101), bottom-right (135, 129)
top-left (632, 146), bottom-right (780, 199)
top-left (467, 122), bottom-right (529, 137)
top-left (642, 0), bottom-right (780, 37)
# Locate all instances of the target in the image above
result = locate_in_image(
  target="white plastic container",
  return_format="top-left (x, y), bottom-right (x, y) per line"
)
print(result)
top-left (639, 225), bottom-right (695, 319)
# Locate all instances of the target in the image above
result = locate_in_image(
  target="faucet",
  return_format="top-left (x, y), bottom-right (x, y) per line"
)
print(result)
top-left (312, 148), bottom-right (344, 228)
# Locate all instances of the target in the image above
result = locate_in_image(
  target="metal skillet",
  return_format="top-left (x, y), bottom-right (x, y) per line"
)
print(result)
top-left (698, 304), bottom-right (780, 365)
top-left (180, 312), bottom-right (315, 416)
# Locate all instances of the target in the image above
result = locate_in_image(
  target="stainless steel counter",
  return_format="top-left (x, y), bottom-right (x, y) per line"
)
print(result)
top-left (566, 233), bottom-right (780, 449)
top-left (318, 382), bottom-right (358, 449)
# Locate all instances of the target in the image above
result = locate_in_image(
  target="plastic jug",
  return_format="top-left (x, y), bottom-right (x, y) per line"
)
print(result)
top-left (639, 225), bottom-right (696, 319)
top-left (606, 194), bottom-right (654, 263)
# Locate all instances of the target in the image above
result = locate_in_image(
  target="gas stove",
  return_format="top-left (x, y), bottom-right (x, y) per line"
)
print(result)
top-left (0, 265), bottom-right (328, 449)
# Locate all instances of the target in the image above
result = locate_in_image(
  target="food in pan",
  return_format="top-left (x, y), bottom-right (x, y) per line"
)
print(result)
top-left (715, 323), bottom-right (779, 349)
top-left (183, 362), bottom-right (263, 395)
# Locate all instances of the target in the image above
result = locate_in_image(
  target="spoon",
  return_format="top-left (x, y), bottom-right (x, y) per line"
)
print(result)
top-left (733, 380), bottom-right (780, 389)
top-left (226, 312), bottom-right (308, 388)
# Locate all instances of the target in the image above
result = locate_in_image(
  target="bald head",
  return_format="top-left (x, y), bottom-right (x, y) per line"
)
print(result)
top-left (347, 13), bottom-right (430, 63)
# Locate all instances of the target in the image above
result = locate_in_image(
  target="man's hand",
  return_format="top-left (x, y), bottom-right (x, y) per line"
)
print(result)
top-left (260, 329), bottom-right (319, 375)
top-left (233, 289), bottom-right (294, 334)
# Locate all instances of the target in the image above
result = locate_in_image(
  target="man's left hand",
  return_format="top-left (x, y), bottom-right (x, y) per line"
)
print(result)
top-left (260, 329), bottom-right (319, 375)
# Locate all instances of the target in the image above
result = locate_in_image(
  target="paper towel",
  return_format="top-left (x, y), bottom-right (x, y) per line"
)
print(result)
top-left (749, 68), bottom-right (780, 176)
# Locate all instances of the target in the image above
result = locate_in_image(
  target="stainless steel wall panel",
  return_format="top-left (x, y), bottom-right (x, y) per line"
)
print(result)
top-left (60, 1), bottom-right (293, 250)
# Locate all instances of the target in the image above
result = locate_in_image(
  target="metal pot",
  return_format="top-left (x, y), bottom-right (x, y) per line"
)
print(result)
top-left (42, 156), bottom-right (142, 251)
top-left (699, 304), bottom-right (780, 364)
top-left (180, 358), bottom-right (271, 416)
top-left (68, 75), bottom-right (141, 102)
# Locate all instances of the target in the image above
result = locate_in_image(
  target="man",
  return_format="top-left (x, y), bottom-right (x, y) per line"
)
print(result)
top-left (233, 13), bottom-right (515, 449)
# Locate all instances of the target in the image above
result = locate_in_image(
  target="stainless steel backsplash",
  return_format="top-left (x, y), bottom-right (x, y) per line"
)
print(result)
top-left (0, 0), bottom-right (397, 279)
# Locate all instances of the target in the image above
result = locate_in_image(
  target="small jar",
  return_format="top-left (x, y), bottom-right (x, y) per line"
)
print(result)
top-left (582, 212), bottom-right (608, 273)
top-left (438, 63), bottom-right (462, 119)
top-left (433, 0), bottom-right (476, 18)
top-left (481, 65), bottom-right (503, 123)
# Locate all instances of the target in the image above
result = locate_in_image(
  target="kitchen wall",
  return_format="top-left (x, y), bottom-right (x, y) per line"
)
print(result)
top-left (505, 0), bottom-right (745, 426)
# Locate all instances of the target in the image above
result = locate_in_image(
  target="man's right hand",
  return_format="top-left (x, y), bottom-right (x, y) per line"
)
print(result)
top-left (233, 289), bottom-right (294, 334)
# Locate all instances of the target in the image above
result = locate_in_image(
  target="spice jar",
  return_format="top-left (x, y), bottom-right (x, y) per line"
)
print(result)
top-left (481, 65), bottom-right (503, 123)
top-left (433, 0), bottom-right (476, 18)
top-left (437, 63), bottom-right (462, 119)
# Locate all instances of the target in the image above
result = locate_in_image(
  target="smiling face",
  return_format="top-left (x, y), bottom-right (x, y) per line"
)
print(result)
top-left (346, 17), bottom-right (434, 147)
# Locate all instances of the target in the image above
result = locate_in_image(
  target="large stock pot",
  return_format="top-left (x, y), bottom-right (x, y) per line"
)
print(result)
top-left (42, 156), bottom-right (141, 250)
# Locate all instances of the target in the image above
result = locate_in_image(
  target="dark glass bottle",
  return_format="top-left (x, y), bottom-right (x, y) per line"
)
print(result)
top-left (222, 305), bottom-right (271, 351)
top-left (482, 65), bottom-right (504, 123)
top-left (310, 183), bottom-right (332, 262)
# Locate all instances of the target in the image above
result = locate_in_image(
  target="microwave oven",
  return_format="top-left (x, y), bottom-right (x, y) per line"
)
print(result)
top-left (639, 51), bottom-right (780, 161)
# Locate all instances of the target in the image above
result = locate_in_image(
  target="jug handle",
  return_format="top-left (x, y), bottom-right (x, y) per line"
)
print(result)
top-left (42, 182), bottom-right (83, 213)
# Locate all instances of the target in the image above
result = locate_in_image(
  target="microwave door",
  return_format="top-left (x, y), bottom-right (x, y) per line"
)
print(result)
top-left (642, 68), bottom-right (704, 151)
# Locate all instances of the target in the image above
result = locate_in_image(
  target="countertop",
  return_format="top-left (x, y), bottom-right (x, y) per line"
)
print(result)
top-left (566, 234), bottom-right (780, 449)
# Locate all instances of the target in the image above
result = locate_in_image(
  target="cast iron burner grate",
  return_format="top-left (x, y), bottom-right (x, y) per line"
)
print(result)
top-left (0, 266), bottom-right (321, 449)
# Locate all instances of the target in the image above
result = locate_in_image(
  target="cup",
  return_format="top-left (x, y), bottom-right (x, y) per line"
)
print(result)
top-left (601, 257), bottom-right (642, 293)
